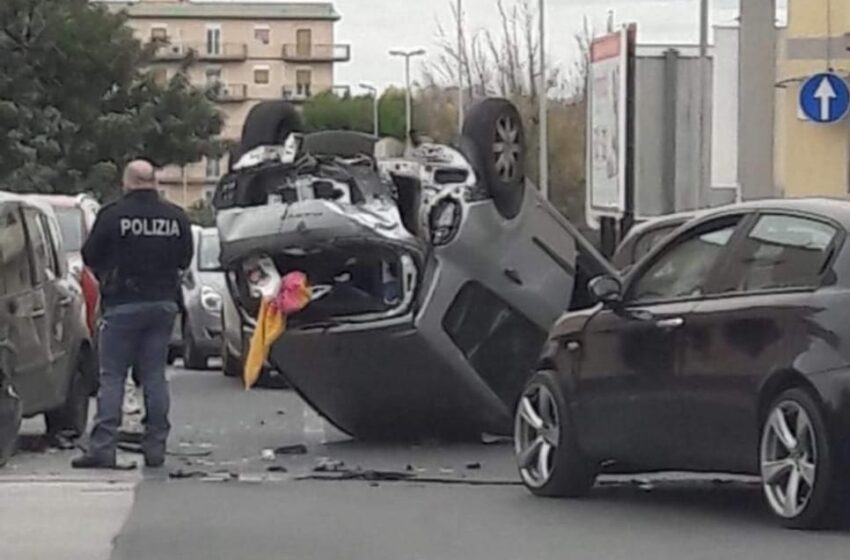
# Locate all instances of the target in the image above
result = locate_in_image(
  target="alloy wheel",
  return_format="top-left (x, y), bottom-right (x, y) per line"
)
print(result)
top-left (515, 384), bottom-right (561, 488)
top-left (493, 114), bottom-right (521, 183)
top-left (760, 400), bottom-right (817, 519)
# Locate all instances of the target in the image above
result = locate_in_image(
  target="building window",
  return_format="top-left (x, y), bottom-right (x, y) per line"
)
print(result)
top-left (206, 157), bottom-right (221, 179)
top-left (254, 66), bottom-right (270, 85)
top-left (254, 26), bottom-right (270, 45)
top-left (150, 25), bottom-right (168, 42)
top-left (296, 70), bottom-right (312, 97)
top-left (205, 67), bottom-right (222, 86)
top-left (204, 188), bottom-right (215, 203)
top-left (206, 25), bottom-right (222, 56)
top-left (296, 29), bottom-right (312, 57)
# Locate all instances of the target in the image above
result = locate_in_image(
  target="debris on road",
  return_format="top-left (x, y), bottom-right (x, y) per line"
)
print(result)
top-left (481, 433), bottom-right (512, 445)
top-left (168, 469), bottom-right (207, 480)
top-left (465, 462), bottom-right (482, 470)
top-left (274, 444), bottom-right (308, 455)
top-left (261, 449), bottom-right (276, 461)
top-left (266, 465), bottom-right (288, 473)
top-left (314, 458), bottom-right (346, 472)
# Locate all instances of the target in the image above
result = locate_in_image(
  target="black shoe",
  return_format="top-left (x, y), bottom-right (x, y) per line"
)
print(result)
top-left (144, 455), bottom-right (165, 468)
top-left (71, 455), bottom-right (116, 469)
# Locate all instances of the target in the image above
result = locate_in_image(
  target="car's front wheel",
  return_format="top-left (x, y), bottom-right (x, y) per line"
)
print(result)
top-left (182, 320), bottom-right (207, 370)
top-left (0, 382), bottom-right (21, 467)
top-left (45, 354), bottom-right (93, 438)
top-left (514, 371), bottom-right (597, 497)
top-left (760, 388), bottom-right (847, 529)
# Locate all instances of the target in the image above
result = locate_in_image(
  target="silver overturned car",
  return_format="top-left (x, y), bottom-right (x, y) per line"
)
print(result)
top-left (213, 99), bottom-right (614, 439)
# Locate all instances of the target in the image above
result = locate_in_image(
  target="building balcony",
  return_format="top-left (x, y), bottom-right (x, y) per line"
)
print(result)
top-left (150, 42), bottom-right (190, 61)
top-left (189, 42), bottom-right (248, 62)
top-left (213, 83), bottom-right (247, 103)
top-left (282, 86), bottom-right (312, 103)
top-left (281, 44), bottom-right (351, 63)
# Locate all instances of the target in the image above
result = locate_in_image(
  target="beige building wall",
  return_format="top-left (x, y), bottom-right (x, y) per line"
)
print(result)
top-left (776, 0), bottom-right (850, 198)
top-left (106, 1), bottom-right (348, 208)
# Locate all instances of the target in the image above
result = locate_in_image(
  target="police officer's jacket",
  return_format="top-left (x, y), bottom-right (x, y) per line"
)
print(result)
top-left (82, 189), bottom-right (193, 309)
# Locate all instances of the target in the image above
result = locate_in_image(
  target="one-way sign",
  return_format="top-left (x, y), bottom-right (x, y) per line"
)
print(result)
top-left (799, 73), bottom-right (850, 124)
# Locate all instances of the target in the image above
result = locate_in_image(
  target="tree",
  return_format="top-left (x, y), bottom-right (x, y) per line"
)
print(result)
top-left (0, 0), bottom-right (223, 200)
top-left (302, 89), bottom-right (408, 140)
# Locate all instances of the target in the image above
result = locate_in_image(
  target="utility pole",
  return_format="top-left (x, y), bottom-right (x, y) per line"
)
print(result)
top-left (538, 0), bottom-right (549, 200)
top-left (360, 82), bottom-right (379, 136)
top-left (457, 0), bottom-right (465, 134)
top-left (390, 48), bottom-right (426, 144)
top-left (697, 0), bottom-right (709, 208)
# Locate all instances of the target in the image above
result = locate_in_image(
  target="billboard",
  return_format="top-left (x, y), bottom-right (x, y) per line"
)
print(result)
top-left (588, 28), bottom-right (630, 218)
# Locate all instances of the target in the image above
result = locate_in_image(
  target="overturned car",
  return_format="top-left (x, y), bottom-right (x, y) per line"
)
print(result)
top-left (214, 99), bottom-right (614, 439)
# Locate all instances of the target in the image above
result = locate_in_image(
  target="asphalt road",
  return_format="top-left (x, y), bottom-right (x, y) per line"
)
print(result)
top-left (3, 366), bottom-right (850, 560)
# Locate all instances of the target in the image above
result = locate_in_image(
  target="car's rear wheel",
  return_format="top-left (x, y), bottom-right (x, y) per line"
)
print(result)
top-left (760, 388), bottom-right (846, 529)
top-left (45, 355), bottom-right (93, 438)
top-left (0, 383), bottom-right (21, 467)
top-left (182, 320), bottom-right (207, 370)
top-left (240, 101), bottom-right (303, 153)
top-left (221, 319), bottom-right (242, 379)
top-left (515, 371), bottom-right (597, 497)
top-left (462, 98), bottom-right (526, 220)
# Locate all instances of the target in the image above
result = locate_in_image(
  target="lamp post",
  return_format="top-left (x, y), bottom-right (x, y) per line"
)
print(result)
top-left (360, 82), bottom-right (379, 136)
top-left (457, 0), bottom-right (465, 134)
top-left (538, 0), bottom-right (549, 200)
top-left (389, 48), bottom-right (426, 143)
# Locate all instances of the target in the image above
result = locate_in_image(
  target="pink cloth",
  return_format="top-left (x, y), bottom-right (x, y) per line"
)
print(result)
top-left (269, 271), bottom-right (311, 315)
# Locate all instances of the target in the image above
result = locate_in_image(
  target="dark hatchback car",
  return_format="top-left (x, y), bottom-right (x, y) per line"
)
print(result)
top-left (515, 198), bottom-right (850, 528)
top-left (0, 194), bottom-right (94, 466)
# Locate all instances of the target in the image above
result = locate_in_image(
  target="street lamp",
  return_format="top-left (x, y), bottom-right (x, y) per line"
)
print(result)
top-left (457, 0), bottom-right (465, 134)
top-left (360, 82), bottom-right (380, 136)
top-left (389, 48), bottom-right (426, 144)
top-left (538, 0), bottom-right (549, 200)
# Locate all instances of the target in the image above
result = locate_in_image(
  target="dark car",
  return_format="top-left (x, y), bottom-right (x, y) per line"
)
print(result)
top-left (514, 198), bottom-right (850, 528)
top-left (0, 193), bottom-right (95, 466)
top-left (611, 211), bottom-right (697, 271)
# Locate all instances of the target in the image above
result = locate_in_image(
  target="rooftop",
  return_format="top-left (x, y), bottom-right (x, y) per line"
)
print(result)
top-left (97, 1), bottom-right (341, 21)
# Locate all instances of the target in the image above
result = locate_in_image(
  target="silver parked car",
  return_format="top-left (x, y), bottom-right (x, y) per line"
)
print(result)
top-left (214, 99), bottom-right (614, 439)
top-left (176, 226), bottom-right (226, 370)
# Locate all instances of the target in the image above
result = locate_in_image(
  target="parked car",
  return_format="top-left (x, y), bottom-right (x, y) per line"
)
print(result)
top-left (214, 99), bottom-right (614, 439)
top-left (514, 198), bottom-right (850, 529)
top-left (178, 226), bottom-right (226, 369)
top-left (0, 193), bottom-right (95, 466)
top-left (611, 211), bottom-right (696, 271)
top-left (26, 194), bottom-right (101, 338)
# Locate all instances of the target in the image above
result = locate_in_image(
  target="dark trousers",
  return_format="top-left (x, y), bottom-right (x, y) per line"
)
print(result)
top-left (88, 301), bottom-right (178, 461)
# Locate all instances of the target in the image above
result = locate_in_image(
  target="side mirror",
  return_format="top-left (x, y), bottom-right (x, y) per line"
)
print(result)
top-left (589, 275), bottom-right (622, 306)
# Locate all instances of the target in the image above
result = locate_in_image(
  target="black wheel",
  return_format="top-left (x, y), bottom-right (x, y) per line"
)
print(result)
top-left (45, 355), bottom-right (93, 438)
top-left (759, 388), bottom-right (847, 529)
top-left (0, 382), bottom-right (21, 467)
top-left (514, 371), bottom-right (597, 497)
top-left (221, 334), bottom-right (242, 379)
top-left (241, 101), bottom-right (303, 153)
top-left (461, 98), bottom-right (526, 219)
top-left (182, 321), bottom-right (207, 370)
top-left (166, 346), bottom-right (180, 366)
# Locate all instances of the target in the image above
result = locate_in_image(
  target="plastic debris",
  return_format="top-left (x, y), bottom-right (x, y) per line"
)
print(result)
top-left (274, 444), bottom-right (308, 455)
top-left (465, 462), bottom-right (482, 470)
top-left (267, 465), bottom-right (288, 473)
top-left (261, 449), bottom-right (276, 461)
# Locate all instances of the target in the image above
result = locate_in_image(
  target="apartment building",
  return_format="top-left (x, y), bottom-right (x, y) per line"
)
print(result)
top-left (100, 0), bottom-right (349, 207)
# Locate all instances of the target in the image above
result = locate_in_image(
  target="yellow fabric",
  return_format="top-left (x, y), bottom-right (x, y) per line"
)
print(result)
top-left (243, 298), bottom-right (286, 390)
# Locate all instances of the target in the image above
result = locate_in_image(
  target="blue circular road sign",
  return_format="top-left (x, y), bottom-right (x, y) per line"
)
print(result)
top-left (799, 73), bottom-right (850, 124)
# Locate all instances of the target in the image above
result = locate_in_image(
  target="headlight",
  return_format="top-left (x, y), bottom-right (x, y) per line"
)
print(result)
top-left (429, 198), bottom-right (462, 246)
top-left (200, 285), bottom-right (223, 313)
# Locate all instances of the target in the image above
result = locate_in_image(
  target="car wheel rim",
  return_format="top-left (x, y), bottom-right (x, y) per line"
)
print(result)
top-left (493, 114), bottom-right (521, 183)
top-left (515, 384), bottom-right (560, 488)
top-left (760, 400), bottom-right (817, 519)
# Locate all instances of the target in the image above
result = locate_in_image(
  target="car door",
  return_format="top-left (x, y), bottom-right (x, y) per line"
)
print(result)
top-left (678, 212), bottom-right (840, 473)
top-left (0, 204), bottom-right (52, 416)
top-left (574, 215), bottom-right (746, 469)
top-left (21, 207), bottom-right (73, 409)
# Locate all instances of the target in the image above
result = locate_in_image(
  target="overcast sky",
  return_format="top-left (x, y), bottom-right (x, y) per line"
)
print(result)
top-left (197, 1), bottom-right (788, 90)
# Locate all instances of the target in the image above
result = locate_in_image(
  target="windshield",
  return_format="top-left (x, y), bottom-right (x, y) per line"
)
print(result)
top-left (198, 231), bottom-right (221, 271)
top-left (53, 206), bottom-right (85, 253)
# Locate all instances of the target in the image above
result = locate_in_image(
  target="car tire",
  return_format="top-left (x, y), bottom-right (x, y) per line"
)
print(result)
top-left (182, 321), bottom-right (207, 370)
top-left (221, 336), bottom-right (242, 379)
top-left (167, 346), bottom-right (180, 366)
top-left (240, 101), bottom-right (303, 153)
top-left (514, 371), bottom-right (597, 497)
top-left (44, 355), bottom-right (93, 438)
top-left (760, 388), bottom-right (847, 529)
top-left (461, 98), bottom-right (526, 220)
top-left (0, 384), bottom-right (21, 468)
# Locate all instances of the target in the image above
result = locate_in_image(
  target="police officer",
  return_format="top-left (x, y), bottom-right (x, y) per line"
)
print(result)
top-left (72, 160), bottom-right (193, 469)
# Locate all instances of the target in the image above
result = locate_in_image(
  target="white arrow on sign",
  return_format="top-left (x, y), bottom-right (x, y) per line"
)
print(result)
top-left (814, 77), bottom-right (837, 121)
